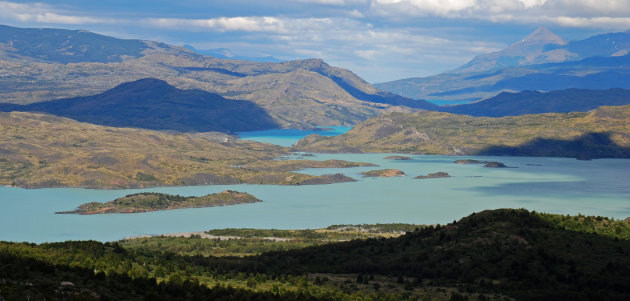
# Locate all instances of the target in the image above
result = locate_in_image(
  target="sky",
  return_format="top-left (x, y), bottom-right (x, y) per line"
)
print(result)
top-left (0, 0), bottom-right (628, 83)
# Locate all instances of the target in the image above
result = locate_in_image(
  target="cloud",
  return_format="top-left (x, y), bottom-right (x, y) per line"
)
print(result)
top-left (370, 0), bottom-right (630, 29)
top-left (0, 1), bottom-right (114, 24)
top-left (146, 16), bottom-right (288, 33)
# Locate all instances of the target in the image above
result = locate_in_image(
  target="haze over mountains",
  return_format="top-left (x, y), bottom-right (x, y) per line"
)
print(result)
top-left (0, 24), bottom-right (433, 129)
top-left (376, 27), bottom-right (630, 102)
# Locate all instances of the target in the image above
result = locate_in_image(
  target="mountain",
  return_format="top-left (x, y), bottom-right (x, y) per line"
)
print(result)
top-left (375, 28), bottom-right (630, 102)
top-left (293, 105), bottom-right (630, 159)
top-left (183, 45), bottom-right (284, 63)
top-left (0, 24), bottom-right (430, 128)
top-left (453, 26), bottom-right (568, 74)
top-left (438, 88), bottom-right (630, 117)
top-left (0, 78), bottom-right (278, 133)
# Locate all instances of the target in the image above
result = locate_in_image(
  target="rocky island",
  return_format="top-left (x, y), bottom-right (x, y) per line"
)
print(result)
top-left (360, 169), bottom-right (406, 177)
top-left (56, 190), bottom-right (261, 215)
top-left (414, 172), bottom-right (451, 179)
top-left (384, 156), bottom-right (412, 160)
top-left (455, 159), bottom-right (507, 168)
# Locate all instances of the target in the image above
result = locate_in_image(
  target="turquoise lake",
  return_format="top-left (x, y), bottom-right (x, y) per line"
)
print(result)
top-left (1, 128), bottom-right (630, 243)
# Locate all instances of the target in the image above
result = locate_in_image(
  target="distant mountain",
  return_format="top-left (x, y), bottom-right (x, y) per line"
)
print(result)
top-left (183, 45), bottom-right (284, 63)
top-left (376, 28), bottom-right (630, 101)
top-left (453, 26), bottom-right (568, 74)
top-left (0, 78), bottom-right (278, 133)
top-left (293, 105), bottom-right (630, 159)
top-left (439, 88), bottom-right (630, 117)
top-left (0, 24), bottom-right (426, 128)
top-left (0, 24), bottom-right (149, 63)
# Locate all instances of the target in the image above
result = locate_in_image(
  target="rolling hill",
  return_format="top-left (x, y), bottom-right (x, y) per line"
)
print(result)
top-left (0, 24), bottom-right (432, 128)
top-left (0, 111), bottom-right (366, 188)
top-left (293, 105), bottom-right (630, 159)
top-left (0, 78), bottom-right (278, 133)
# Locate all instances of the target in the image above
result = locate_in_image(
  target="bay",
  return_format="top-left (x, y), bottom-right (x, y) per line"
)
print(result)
top-left (1, 152), bottom-right (630, 243)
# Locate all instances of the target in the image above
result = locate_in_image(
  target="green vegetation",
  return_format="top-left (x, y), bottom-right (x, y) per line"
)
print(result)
top-left (4, 210), bottom-right (630, 300)
top-left (359, 169), bottom-right (406, 177)
top-left (121, 224), bottom-right (421, 257)
top-left (56, 191), bottom-right (261, 215)
top-left (0, 112), bottom-right (367, 188)
top-left (294, 105), bottom-right (630, 159)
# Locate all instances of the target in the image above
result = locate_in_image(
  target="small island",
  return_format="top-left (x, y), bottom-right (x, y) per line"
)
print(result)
top-left (360, 169), bottom-right (406, 177)
top-left (56, 190), bottom-right (261, 215)
top-left (454, 159), bottom-right (508, 168)
top-left (384, 156), bottom-right (412, 160)
top-left (414, 172), bottom-right (451, 179)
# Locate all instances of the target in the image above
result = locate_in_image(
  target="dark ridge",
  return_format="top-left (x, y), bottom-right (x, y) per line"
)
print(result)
top-left (0, 78), bottom-right (279, 133)
top-left (174, 67), bottom-right (247, 77)
top-left (429, 71), bottom-right (630, 97)
top-left (0, 24), bottom-right (148, 63)
top-left (477, 132), bottom-right (630, 160)
top-left (326, 75), bottom-right (438, 109)
top-left (438, 88), bottom-right (630, 117)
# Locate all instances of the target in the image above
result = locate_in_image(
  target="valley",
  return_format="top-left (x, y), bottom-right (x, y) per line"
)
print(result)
top-left (1, 18), bottom-right (630, 301)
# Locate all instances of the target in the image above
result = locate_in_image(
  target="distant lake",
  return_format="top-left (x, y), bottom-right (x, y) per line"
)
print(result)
top-left (2, 151), bottom-right (630, 243)
top-left (237, 126), bottom-right (352, 147)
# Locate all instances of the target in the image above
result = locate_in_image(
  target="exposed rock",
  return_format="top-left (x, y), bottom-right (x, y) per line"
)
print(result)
top-left (360, 169), bottom-right (406, 177)
top-left (482, 162), bottom-right (507, 168)
top-left (296, 173), bottom-right (357, 185)
top-left (414, 172), bottom-right (451, 179)
top-left (384, 155), bottom-right (412, 160)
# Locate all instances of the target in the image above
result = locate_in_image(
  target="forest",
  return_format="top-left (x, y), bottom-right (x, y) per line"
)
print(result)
top-left (2, 209), bottom-right (630, 300)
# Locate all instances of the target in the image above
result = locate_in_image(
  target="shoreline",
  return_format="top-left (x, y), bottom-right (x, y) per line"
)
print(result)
top-left (123, 231), bottom-right (291, 242)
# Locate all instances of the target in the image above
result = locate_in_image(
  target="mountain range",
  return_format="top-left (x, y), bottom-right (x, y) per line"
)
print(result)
top-left (438, 88), bottom-right (630, 117)
top-left (375, 27), bottom-right (630, 102)
top-left (0, 24), bottom-right (433, 129)
top-left (0, 78), bottom-right (278, 133)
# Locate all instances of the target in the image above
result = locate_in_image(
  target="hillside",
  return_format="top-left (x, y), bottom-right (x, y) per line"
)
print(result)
top-left (0, 111), bottom-right (366, 188)
top-left (0, 24), bottom-right (431, 128)
top-left (376, 28), bottom-right (630, 102)
top-left (0, 78), bottom-right (278, 133)
top-left (439, 88), bottom-right (630, 117)
top-left (293, 105), bottom-right (630, 159)
top-left (3, 209), bottom-right (630, 300)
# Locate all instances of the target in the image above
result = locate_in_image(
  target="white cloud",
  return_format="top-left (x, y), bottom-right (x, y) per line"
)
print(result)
top-left (0, 1), bottom-right (114, 24)
top-left (147, 16), bottom-right (288, 33)
top-left (370, 0), bottom-right (630, 29)
top-left (290, 0), bottom-right (348, 5)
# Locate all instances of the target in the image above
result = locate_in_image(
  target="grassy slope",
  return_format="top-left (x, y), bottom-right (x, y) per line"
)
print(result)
top-left (0, 112), bottom-right (365, 188)
top-left (3, 210), bottom-right (630, 300)
top-left (293, 105), bottom-right (630, 158)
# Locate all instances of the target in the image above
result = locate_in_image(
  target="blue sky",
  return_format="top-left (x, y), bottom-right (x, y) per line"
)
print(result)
top-left (0, 0), bottom-right (628, 82)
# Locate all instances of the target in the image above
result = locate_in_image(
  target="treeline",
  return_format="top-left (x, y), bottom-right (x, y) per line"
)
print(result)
top-left (3, 209), bottom-right (630, 300)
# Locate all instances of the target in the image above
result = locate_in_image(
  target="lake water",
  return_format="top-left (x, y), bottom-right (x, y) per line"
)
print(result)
top-left (1, 128), bottom-right (630, 243)
top-left (237, 126), bottom-right (352, 147)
